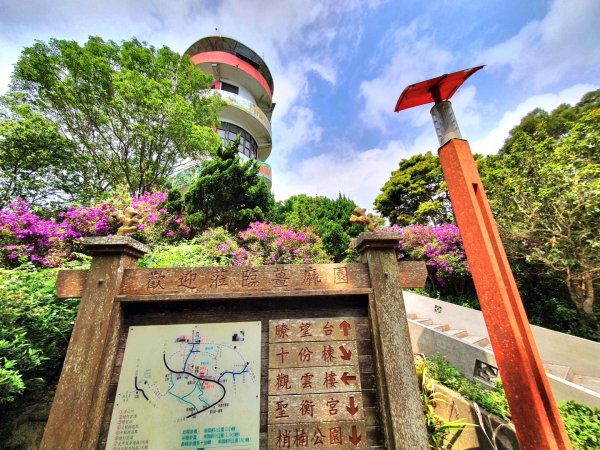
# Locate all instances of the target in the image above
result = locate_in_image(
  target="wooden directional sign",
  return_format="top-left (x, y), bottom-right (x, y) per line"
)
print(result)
top-left (268, 317), bottom-right (366, 448)
top-left (43, 235), bottom-right (430, 450)
top-left (268, 422), bottom-right (366, 449)
top-left (269, 341), bottom-right (358, 369)
top-left (268, 392), bottom-right (364, 423)
top-left (269, 366), bottom-right (361, 395)
top-left (270, 318), bottom-right (357, 342)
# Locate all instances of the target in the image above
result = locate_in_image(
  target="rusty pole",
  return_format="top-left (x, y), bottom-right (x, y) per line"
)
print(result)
top-left (395, 68), bottom-right (572, 450)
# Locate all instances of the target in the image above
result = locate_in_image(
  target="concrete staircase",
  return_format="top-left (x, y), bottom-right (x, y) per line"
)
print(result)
top-left (409, 314), bottom-right (491, 348)
top-left (407, 312), bottom-right (600, 395)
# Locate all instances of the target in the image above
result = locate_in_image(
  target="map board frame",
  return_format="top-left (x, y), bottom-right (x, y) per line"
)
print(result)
top-left (41, 233), bottom-right (430, 450)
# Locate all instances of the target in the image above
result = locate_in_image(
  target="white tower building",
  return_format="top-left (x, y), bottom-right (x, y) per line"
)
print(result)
top-left (185, 36), bottom-right (275, 187)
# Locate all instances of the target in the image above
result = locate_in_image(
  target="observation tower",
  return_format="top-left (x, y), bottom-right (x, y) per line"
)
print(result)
top-left (185, 36), bottom-right (275, 187)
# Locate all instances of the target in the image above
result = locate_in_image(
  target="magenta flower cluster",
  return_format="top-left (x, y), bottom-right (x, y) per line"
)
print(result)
top-left (0, 191), bottom-right (188, 268)
top-left (223, 222), bottom-right (331, 266)
top-left (0, 198), bottom-right (73, 267)
top-left (379, 223), bottom-right (470, 288)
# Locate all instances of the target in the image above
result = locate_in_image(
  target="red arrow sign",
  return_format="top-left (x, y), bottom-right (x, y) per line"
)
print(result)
top-left (339, 320), bottom-right (351, 337)
top-left (346, 396), bottom-right (359, 415)
top-left (341, 372), bottom-right (357, 385)
top-left (339, 345), bottom-right (352, 360)
top-left (349, 425), bottom-right (362, 446)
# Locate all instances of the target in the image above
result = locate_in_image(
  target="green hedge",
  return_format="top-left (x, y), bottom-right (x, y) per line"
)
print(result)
top-left (0, 264), bottom-right (79, 404)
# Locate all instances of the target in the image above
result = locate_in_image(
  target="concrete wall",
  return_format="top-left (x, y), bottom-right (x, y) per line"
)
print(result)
top-left (403, 292), bottom-right (600, 378)
top-left (407, 320), bottom-right (496, 381)
top-left (547, 374), bottom-right (600, 407)
top-left (531, 324), bottom-right (599, 377)
top-left (403, 291), bottom-right (600, 408)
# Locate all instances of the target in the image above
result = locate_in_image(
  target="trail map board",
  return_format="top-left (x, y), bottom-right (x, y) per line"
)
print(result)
top-left (106, 322), bottom-right (261, 450)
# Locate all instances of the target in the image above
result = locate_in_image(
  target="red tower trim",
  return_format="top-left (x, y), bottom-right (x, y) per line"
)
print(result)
top-left (189, 51), bottom-right (272, 101)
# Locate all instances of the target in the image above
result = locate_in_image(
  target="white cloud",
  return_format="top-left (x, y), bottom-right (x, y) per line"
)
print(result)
top-left (272, 106), bottom-right (323, 162)
top-left (0, 0), bottom-right (363, 99)
top-left (358, 21), bottom-right (455, 130)
top-left (483, 0), bottom-right (600, 88)
top-left (471, 83), bottom-right (597, 154)
top-left (271, 130), bottom-right (437, 209)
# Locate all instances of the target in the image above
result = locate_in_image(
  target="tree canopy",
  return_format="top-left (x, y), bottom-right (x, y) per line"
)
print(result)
top-left (184, 140), bottom-right (274, 233)
top-left (499, 90), bottom-right (600, 154)
top-left (7, 36), bottom-right (223, 202)
top-left (0, 100), bottom-right (78, 208)
top-left (273, 194), bottom-right (364, 262)
top-left (482, 94), bottom-right (600, 316)
top-left (374, 151), bottom-right (452, 226)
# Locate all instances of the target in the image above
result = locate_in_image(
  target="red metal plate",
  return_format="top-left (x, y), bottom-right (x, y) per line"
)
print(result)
top-left (394, 65), bottom-right (484, 112)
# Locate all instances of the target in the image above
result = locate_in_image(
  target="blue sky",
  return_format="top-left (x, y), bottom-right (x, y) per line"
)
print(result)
top-left (0, 0), bottom-right (598, 209)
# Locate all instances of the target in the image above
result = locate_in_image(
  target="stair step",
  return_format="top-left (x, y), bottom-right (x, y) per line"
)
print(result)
top-left (430, 324), bottom-right (450, 332)
top-left (544, 363), bottom-right (573, 381)
top-left (462, 335), bottom-right (490, 347)
top-left (414, 318), bottom-right (433, 325)
top-left (570, 375), bottom-right (600, 393)
top-left (445, 329), bottom-right (468, 338)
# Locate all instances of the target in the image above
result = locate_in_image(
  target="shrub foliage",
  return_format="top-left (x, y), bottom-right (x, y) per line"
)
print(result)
top-left (0, 265), bottom-right (79, 404)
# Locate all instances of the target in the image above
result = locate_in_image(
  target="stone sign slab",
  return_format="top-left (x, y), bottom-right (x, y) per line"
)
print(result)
top-left (55, 261), bottom-right (428, 299)
top-left (106, 322), bottom-right (261, 449)
top-left (269, 366), bottom-right (362, 395)
top-left (269, 318), bottom-right (357, 343)
top-left (268, 392), bottom-right (363, 424)
top-left (268, 341), bottom-right (358, 369)
top-left (268, 421), bottom-right (367, 449)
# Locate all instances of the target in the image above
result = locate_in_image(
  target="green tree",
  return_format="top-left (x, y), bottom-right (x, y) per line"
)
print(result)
top-left (184, 140), bottom-right (274, 233)
top-left (9, 36), bottom-right (223, 202)
top-left (0, 100), bottom-right (78, 208)
top-left (499, 90), bottom-right (600, 153)
top-left (483, 103), bottom-right (600, 316)
top-left (375, 152), bottom-right (452, 225)
top-left (273, 194), bottom-right (364, 262)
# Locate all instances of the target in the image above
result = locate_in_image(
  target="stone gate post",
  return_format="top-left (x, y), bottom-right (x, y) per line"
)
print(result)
top-left (356, 232), bottom-right (429, 450)
top-left (41, 237), bottom-right (148, 450)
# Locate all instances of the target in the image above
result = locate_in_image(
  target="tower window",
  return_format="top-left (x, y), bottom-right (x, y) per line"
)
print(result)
top-left (216, 122), bottom-right (258, 159)
top-left (235, 52), bottom-right (260, 71)
top-left (220, 82), bottom-right (239, 95)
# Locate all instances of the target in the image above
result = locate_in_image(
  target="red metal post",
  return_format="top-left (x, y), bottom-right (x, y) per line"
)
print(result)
top-left (438, 138), bottom-right (572, 450)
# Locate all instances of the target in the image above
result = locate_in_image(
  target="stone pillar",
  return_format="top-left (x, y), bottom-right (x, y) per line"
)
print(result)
top-left (41, 237), bottom-right (149, 450)
top-left (356, 232), bottom-right (429, 450)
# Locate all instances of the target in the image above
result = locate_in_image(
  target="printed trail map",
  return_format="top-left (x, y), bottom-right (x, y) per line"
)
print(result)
top-left (106, 322), bottom-right (261, 450)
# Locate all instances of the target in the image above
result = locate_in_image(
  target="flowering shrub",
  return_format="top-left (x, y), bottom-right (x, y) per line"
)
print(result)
top-left (60, 190), bottom-right (189, 243)
top-left (0, 198), bottom-right (73, 267)
top-left (139, 228), bottom-right (241, 268)
top-left (0, 191), bottom-right (189, 268)
top-left (229, 222), bottom-right (331, 266)
top-left (379, 223), bottom-right (470, 294)
top-left (139, 224), bottom-right (331, 268)
top-left (129, 191), bottom-right (190, 243)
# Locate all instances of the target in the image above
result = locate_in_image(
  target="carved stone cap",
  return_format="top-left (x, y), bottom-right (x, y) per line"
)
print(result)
top-left (355, 232), bottom-right (401, 254)
top-left (82, 236), bottom-right (150, 259)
